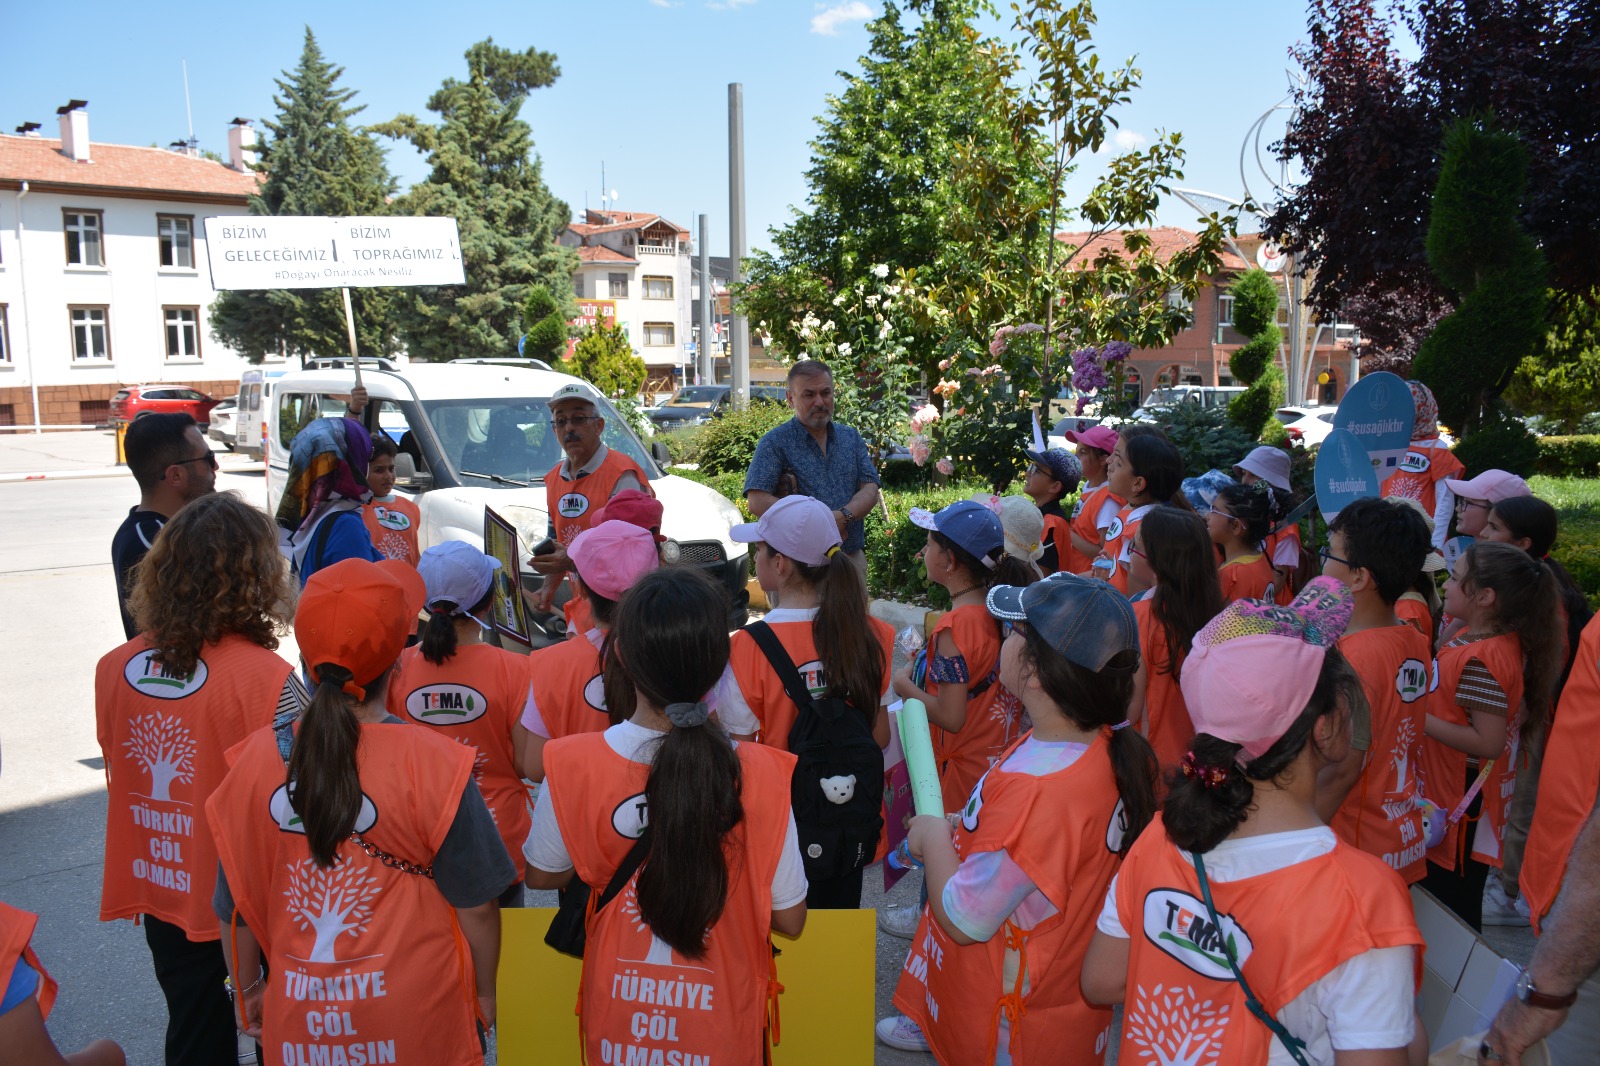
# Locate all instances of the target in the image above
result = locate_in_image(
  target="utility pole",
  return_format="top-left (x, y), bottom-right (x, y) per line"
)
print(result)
top-left (698, 213), bottom-right (713, 385)
top-left (728, 83), bottom-right (750, 410)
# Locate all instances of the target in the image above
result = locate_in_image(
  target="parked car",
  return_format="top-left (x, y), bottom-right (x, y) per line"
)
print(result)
top-left (109, 385), bottom-right (221, 427)
top-left (1128, 385), bottom-right (1247, 422)
top-left (644, 384), bottom-right (787, 431)
top-left (207, 399), bottom-right (238, 450)
top-left (1275, 404), bottom-right (1339, 447)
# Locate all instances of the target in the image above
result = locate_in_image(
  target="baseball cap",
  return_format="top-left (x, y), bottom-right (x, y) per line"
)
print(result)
top-left (568, 520), bottom-right (660, 600)
top-left (418, 540), bottom-right (502, 616)
top-left (1063, 425), bottom-right (1119, 454)
top-left (973, 493), bottom-right (1046, 563)
top-left (296, 558), bottom-right (427, 701)
top-left (593, 488), bottom-right (666, 542)
top-left (729, 495), bottom-right (841, 567)
top-left (909, 500), bottom-right (1005, 570)
top-left (1383, 496), bottom-right (1447, 572)
top-left (986, 571), bottom-right (1138, 671)
top-left (547, 382), bottom-right (600, 410)
top-left (1179, 576), bottom-right (1354, 762)
top-left (1441, 469), bottom-right (1531, 505)
top-left (1025, 448), bottom-right (1083, 492)
top-left (1233, 446), bottom-right (1292, 492)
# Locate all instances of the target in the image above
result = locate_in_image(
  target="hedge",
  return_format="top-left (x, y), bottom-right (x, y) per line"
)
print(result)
top-left (1534, 435), bottom-right (1600, 478)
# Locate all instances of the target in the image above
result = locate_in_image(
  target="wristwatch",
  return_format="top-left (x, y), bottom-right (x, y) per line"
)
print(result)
top-left (838, 505), bottom-right (856, 523)
top-left (1515, 968), bottom-right (1577, 1010)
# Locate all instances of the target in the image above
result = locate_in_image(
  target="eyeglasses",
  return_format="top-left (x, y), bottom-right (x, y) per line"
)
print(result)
top-left (1206, 507), bottom-right (1237, 522)
top-left (1456, 497), bottom-right (1490, 512)
top-left (551, 415), bottom-right (599, 429)
top-left (170, 452), bottom-right (218, 472)
top-left (1129, 542), bottom-right (1147, 560)
top-left (1317, 545), bottom-right (1353, 568)
top-left (1001, 619), bottom-right (1027, 638)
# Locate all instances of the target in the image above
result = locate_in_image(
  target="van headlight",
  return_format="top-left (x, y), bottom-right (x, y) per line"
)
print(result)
top-left (496, 504), bottom-right (550, 556)
top-left (661, 539), bottom-right (682, 565)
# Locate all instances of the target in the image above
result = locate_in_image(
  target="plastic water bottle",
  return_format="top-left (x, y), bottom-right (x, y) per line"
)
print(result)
top-left (885, 838), bottom-right (922, 872)
top-left (1091, 555), bottom-right (1114, 582)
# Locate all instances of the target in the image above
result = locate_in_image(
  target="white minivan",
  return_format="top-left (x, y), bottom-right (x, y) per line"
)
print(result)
top-left (234, 367), bottom-right (294, 459)
top-left (266, 360), bottom-right (750, 627)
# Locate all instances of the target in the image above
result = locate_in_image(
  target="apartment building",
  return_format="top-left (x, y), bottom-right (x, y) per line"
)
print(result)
top-left (561, 210), bottom-right (692, 389)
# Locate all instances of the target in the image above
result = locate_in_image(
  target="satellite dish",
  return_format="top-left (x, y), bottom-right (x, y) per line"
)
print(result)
top-left (609, 189), bottom-right (619, 202)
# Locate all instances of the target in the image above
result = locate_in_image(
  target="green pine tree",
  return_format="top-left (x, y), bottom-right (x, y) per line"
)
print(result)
top-left (521, 285), bottom-right (569, 364)
top-left (376, 39), bottom-right (577, 362)
top-left (570, 318), bottom-right (646, 398)
top-left (209, 28), bottom-right (398, 363)
top-left (1226, 267), bottom-right (1287, 438)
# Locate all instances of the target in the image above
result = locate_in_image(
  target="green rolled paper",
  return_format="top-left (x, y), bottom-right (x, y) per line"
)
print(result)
top-left (897, 698), bottom-right (945, 817)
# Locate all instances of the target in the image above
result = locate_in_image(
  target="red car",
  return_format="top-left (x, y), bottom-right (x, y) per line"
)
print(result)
top-left (110, 384), bottom-right (221, 427)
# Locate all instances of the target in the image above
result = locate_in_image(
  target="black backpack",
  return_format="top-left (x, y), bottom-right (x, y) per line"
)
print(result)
top-left (745, 622), bottom-right (885, 882)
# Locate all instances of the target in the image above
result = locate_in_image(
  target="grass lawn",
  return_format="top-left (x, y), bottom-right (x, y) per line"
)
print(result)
top-left (1529, 475), bottom-right (1600, 607)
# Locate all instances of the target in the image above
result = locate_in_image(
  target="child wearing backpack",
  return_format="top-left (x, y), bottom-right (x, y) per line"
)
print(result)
top-left (1208, 481), bottom-right (1279, 603)
top-left (1022, 448), bottom-right (1081, 574)
top-left (878, 573), bottom-right (1159, 1062)
top-left (721, 495), bottom-right (893, 908)
top-left (1314, 498), bottom-right (1435, 886)
top-left (1099, 429), bottom-right (1189, 595)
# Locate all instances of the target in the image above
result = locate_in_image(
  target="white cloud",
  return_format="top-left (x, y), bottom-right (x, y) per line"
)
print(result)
top-left (649, 0), bottom-right (682, 7)
top-left (706, 0), bottom-right (756, 10)
top-left (1114, 129), bottom-right (1148, 150)
top-left (811, 1), bottom-right (872, 34)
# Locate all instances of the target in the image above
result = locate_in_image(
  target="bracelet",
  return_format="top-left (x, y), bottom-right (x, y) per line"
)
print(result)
top-left (226, 973), bottom-right (264, 997)
top-left (838, 506), bottom-right (855, 522)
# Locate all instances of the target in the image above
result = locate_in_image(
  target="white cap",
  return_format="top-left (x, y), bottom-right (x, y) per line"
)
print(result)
top-left (547, 382), bottom-right (600, 409)
top-left (729, 495), bottom-right (842, 567)
top-left (417, 540), bottom-right (502, 615)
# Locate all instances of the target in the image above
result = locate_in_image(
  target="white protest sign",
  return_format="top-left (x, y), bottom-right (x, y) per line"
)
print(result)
top-left (202, 215), bottom-right (465, 290)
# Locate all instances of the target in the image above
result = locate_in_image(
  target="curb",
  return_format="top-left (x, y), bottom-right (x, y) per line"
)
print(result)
top-left (0, 461), bottom-right (265, 484)
top-left (869, 598), bottom-right (942, 640)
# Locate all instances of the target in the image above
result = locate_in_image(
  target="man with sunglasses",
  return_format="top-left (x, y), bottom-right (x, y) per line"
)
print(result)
top-left (111, 413), bottom-right (217, 638)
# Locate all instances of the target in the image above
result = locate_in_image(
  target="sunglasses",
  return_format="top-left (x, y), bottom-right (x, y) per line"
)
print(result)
top-left (170, 452), bottom-right (218, 472)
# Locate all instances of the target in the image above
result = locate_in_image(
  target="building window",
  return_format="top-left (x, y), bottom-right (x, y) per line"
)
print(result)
top-left (1217, 294), bottom-right (1234, 327)
top-left (643, 275), bottom-right (673, 300)
top-left (164, 306), bottom-right (201, 359)
top-left (608, 273), bottom-right (629, 299)
top-left (64, 211), bottom-right (104, 267)
top-left (573, 275), bottom-right (584, 298)
top-left (643, 322), bottom-right (674, 347)
top-left (158, 215), bottom-right (193, 269)
top-left (0, 305), bottom-right (9, 364)
top-left (70, 306), bottom-right (110, 360)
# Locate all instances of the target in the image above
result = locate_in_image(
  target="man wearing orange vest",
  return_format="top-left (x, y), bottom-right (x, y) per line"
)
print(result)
top-left (528, 382), bottom-right (652, 614)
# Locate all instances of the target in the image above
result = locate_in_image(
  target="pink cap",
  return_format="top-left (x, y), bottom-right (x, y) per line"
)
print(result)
top-left (1442, 469), bottom-right (1531, 504)
top-left (728, 495), bottom-right (841, 567)
top-left (1064, 425), bottom-right (1119, 454)
top-left (1179, 577), bottom-right (1354, 762)
top-left (568, 520), bottom-right (660, 600)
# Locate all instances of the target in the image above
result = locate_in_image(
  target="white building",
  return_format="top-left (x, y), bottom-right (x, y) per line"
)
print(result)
top-left (0, 102), bottom-right (262, 428)
top-left (560, 210), bottom-right (692, 390)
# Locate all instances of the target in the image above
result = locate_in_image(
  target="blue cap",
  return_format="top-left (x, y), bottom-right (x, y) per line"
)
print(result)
top-left (909, 500), bottom-right (1005, 570)
top-left (986, 571), bottom-right (1139, 672)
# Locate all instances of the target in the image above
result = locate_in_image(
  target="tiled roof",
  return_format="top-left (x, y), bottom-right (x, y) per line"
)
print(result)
top-left (0, 135), bottom-right (258, 202)
top-left (576, 245), bottom-right (637, 264)
top-left (1055, 226), bottom-right (1249, 272)
top-left (570, 209), bottom-right (688, 240)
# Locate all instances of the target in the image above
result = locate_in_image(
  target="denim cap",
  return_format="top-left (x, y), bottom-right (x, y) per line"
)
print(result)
top-left (417, 540), bottom-right (501, 615)
top-left (986, 571), bottom-right (1138, 672)
top-left (909, 499), bottom-right (1004, 570)
top-left (1025, 448), bottom-right (1083, 492)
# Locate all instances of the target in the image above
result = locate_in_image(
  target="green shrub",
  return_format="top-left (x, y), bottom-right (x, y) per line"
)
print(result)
top-left (1534, 435), bottom-right (1600, 478)
top-left (657, 425), bottom-right (707, 466)
top-left (862, 480), bottom-right (1000, 607)
top-left (698, 402), bottom-right (792, 475)
top-left (1152, 404), bottom-right (1260, 477)
top-left (1451, 408), bottom-right (1540, 477)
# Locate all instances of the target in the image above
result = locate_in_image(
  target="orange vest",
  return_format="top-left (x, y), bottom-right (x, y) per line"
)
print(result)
top-left (1102, 504), bottom-right (1153, 595)
top-left (1066, 484), bottom-right (1123, 576)
top-left (1395, 594), bottom-right (1433, 639)
top-left (1381, 445), bottom-right (1464, 517)
top-left (206, 723), bottom-right (481, 1066)
top-left (1114, 817), bottom-right (1422, 1065)
top-left (1132, 598), bottom-right (1195, 775)
top-left (1331, 626), bottom-right (1433, 884)
top-left (727, 616), bottom-right (894, 748)
top-left (1040, 511), bottom-right (1073, 576)
top-left (1263, 525), bottom-right (1302, 606)
top-left (926, 605), bottom-right (1015, 812)
top-left (563, 585), bottom-right (594, 639)
top-left (1218, 553), bottom-right (1277, 604)
top-left (526, 633), bottom-right (609, 740)
top-left (893, 734), bottom-right (1123, 1064)
top-left (1521, 614), bottom-right (1600, 931)
top-left (546, 449), bottom-right (654, 546)
top-left (544, 732), bottom-right (797, 1066)
top-left (0, 902), bottom-right (56, 1021)
top-left (388, 642), bottom-right (530, 877)
top-left (95, 633), bottom-right (290, 939)
top-left (1420, 633), bottom-right (1525, 871)
top-left (360, 497), bottom-right (421, 565)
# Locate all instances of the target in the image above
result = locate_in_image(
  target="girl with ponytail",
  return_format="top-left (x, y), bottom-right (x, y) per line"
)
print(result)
top-left (1098, 428), bottom-right (1191, 595)
top-left (387, 541), bottom-right (532, 906)
top-left (207, 559), bottom-right (514, 1061)
top-left (525, 567), bottom-right (806, 1065)
top-left (1084, 579), bottom-right (1426, 1065)
top-left (1208, 481), bottom-right (1280, 603)
top-left (880, 572), bottom-right (1159, 1062)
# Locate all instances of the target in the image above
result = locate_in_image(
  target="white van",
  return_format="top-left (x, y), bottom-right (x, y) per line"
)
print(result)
top-left (266, 361), bottom-right (750, 625)
top-left (234, 367), bottom-right (294, 459)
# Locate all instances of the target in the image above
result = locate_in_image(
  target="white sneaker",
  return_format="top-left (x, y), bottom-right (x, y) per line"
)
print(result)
top-left (1483, 877), bottom-right (1531, 927)
top-left (877, 903), bottom-right (921, 939)
top-left (876, 1015), bottom-right (931, 1052)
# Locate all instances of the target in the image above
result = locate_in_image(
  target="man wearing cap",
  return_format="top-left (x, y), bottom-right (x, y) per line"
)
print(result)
top-left (1062, 426), bottom-right (1123, 574)
top-left (745, 360), bottom-right (880, 579)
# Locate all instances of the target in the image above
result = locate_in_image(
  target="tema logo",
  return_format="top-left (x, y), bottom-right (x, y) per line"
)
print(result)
top-left (1398, 451), bottom-right (1431, 474)
top-left (373, 506), bottom-right (411, 531)
top-left (270, 784), bottom-right (377, 835)
top-left (1142, 888), bottom-right (1255, 980)
top-left (1395, 658), bottom-right (1430, 702)
top-left (405, 684), bottom-right (488, 724)
top-left (1104, 516), bottom-right (1125, 541)
top-left (1105, 798), bottom-right (1129, 853)
top-left (123, 649), bottom-right (208, 699)
top-left (582, 673), bottom-right (608, 713)
top-left (611, 791), bottom-right (649, 839)
top-left (960, 770), bottom-right (990, 832)
top-left (557, 492), bottom-right (589, 518)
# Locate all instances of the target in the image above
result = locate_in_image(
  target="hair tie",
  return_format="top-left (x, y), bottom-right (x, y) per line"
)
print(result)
top-left (664, 701), bottom-right (711, 728)
top-left (1111, 719), bottom-right (1131, 731)
top-left (1180, 751), bottom-right (1234, 789)
top-left (825, 544), bottom-right (841, 558)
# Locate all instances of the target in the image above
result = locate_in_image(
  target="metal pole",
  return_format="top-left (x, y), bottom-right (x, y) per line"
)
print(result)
top-left (698, 213), bottom-right (713, 385)
top-left (728, 83), bottom-right (749, 410)
top-left (340, 287), bottom-right (364, 390)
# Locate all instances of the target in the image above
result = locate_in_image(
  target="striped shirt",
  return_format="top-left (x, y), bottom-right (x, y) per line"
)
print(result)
top-left (1444, 634), bottom-right (1509, 717)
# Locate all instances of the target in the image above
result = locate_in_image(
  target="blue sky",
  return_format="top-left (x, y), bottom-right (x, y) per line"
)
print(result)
top-left (4, 1), bottom-right (1345, 256)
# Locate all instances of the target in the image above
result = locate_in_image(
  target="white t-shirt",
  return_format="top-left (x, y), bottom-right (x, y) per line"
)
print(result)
top-left (1097, 827), bottom-right (1416, 1064)
top-left (715, 607), bottom-right (889, 738)
top-left (524, 719), bottom-right (808, 909)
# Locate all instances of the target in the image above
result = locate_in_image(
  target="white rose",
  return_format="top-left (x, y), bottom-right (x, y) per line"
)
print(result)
top-left (871, 263), bottom-right (890, 279)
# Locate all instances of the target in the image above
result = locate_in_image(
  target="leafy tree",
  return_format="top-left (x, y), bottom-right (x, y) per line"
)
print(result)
top-left (1506, 290), bottom-right (1600, 433)
top-left (1225, 268), bottom-right (1287, 438)
top-left (520, 284), bottom-right (568, 363)
top-left (376, 39), bottom-right (577, 361)
top-left (569, 318), bottom-right (646, 399)
top-left (210, 28), bottom-right (398, 363)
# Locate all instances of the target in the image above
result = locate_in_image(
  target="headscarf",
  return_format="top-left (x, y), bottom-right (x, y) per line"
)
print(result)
top-left (276, 417), bottom-right (373, 533)
top-left (1406, 381), bottom-right (1440, 442)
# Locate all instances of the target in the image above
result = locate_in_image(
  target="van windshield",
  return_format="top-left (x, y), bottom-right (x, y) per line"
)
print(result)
top-left (1143, 388), bottom-right (1187, 406)
top-left (420, 396), bottom-right (657, 484)
top-left (664, 387), bottom-right (724, 408)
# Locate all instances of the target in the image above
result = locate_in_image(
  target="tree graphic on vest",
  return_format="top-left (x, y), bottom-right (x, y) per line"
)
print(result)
top-left (453, 739), bottom-right (494, 824)
top-left (619, 881), bottom-right (676, 967)
top-left (1125, 983), bottom-right (1231, 1065)
top-left (285, 856), bottom-right (382, 963)
top-left (1392, 716), bottom-right (1417, 796)
top-left (124, 713), bottom-right (196, 803)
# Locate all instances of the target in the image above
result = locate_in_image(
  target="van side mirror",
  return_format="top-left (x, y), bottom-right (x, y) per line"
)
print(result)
top-left (651, 440), bottom-right (671, 465)
top-left (394, 452), bottom-right (432, 492)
